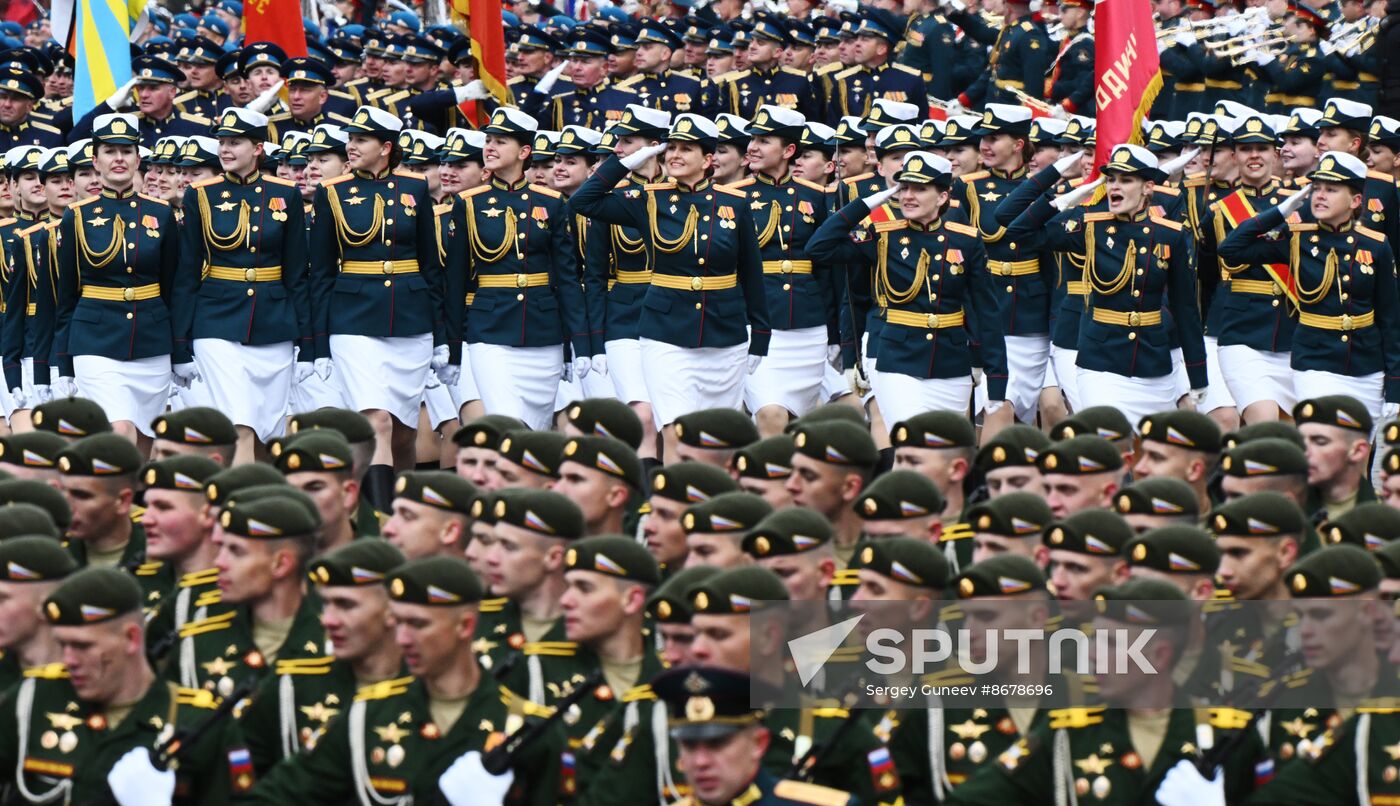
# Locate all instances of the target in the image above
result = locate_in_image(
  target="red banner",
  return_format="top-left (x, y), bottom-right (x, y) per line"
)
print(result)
top-left (451, 0), bottom-right (509, 126)
top-left (244, 0), bottom-right (308, 60)
top-left (1088, 0), bottom-right (1162, 181)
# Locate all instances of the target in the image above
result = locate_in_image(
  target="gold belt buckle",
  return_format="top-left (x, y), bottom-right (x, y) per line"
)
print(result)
top-left (1271, 282), bottom-right (1281, 295)
top-left (993, 261), bottom-right (1010, 276)
top-left (926, 313), bottom-right (939, 328)
top-left (780, 259), bottom-right (793, 274)
top-left (122, 288), bottom-right (134, 302)
top-left (245, 269), bottom-right (257, 282)
top-left (1127, 311), bottom-right (1141, 327)
top-left (690, 277), bottom-right (703, 291)
top-left (1341, 314), bottom-right (1354, 331)
top-left (382, 260), bottom-right (394, 274)
top-left (516, 273), bottom-right (529, 288)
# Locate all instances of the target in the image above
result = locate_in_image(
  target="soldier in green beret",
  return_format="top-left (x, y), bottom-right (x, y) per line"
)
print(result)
top-left (681, 492), bottom-right (773, 569)
top-left (247, 556), bottom-right (565, 804)
top-left (150, 406), bottom-right (239, 467)
top-left (1211, 492), bottom-right (1308, 601)
top-left (451, 413), bottom-right (527, 491)
top-left (1052, 405), bottom-right (1135, 451)
top-left (29, 395), bottom-right (112, 441)
top-left (204, 465), bottom-right (287, 512)
top-left (853, 469), bottom-right (947, 541)
top-left (1381, 447), bottom-right (1400, 507)
top-left (640, 463), bottom-right (739, 579)
top-left (1294, 394), bottom-right (1378, 521)
top-left (0, 567), bottom-right (252, 803)
top-left (561, 397), bottom-right (646, 452)
top-left (788, 420), bottom-right (878, 570)
top-left (1114, 478), bottom-right (1201, 535)
top-left (890, 410), bottom-right (976, 529)
top-left (1219, 437), bottom-right (1311, 515)
top-left (1134, 409), bottom-right (1222, 516)
top-left (974, 424), bottom-right (1051, 499)
top-left (55, 434), bottom-right (159, 581)
top-left (172, 492), bottom-right (325, 695)
top-left (966, 491), bottom-right (1055, 566)
top-left (240, 539), bottom-right (406, 774)
top-left (137, 455), bottom-right (222, 632)
top-left (380, 470), bottom-right (478, 560)
top-left (0, 430), bottom-right (66, 484)
top-left (553, 435), bottom-right (644, 537)
top-left (1042, 509), bottom-right (1132, 606)
top-left (0, 478), bottom-right (72, 534)
top-left (1126, 526), bottom-right (1221, 600)
top-left (743, 508), bottom-right (837, 602)
top-left (672, 407), bottom-right (760, 470)
top-left (494, 429), bottom-right (569, 490)
top-left (1322, 502), bottom-right (1400, 552)
top-left (0, 502), bottom-right (60, 540)
top-left (734, 434), bottom-right (796, 509)
top-left (275, 429), bottom-right (375, 551)
top-left (1036, 435), bottom-right (1124, 519)
top-left (0, 536), bottom-right (75, 690)
top-left (849, 536), bottom-right (948, 602)
top-left (285, 407), bottom-right (391, 516)
top-left (1221, 419), bottom-right (1305, 452)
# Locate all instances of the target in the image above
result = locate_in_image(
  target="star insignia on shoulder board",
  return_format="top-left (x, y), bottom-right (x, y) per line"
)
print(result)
top-left (216, 201), bottom-right (237, 212)
top-left (87, 215), bottom-right (109, 227)
top-left (374, 723), bottom-right (410, 744)
top-left (346, 196), bottom-right (366, 206)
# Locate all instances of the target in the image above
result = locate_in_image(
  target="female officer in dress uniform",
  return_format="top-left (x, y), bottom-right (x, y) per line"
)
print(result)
top-left (807, 150), bottom-right (1008, 429)
top-left (52, 113), bottom-right (194, 449)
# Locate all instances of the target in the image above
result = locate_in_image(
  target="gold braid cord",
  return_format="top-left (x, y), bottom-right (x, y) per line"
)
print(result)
top-left (76, 213), bottom-right (126, 270)
top-left (328, 186), bottom-right (385, 249)
top-left (611, 224), bottom-right (646, 255)
top-left (647, 192), bottom-right (698, 254)
top-left (877, 234), bottom-right (928, 306)
top-left (197, 188), bottom-right (251, 252)
top-left (465, 195), bottom-right (519, 263)
top-left (1296, 242), bottom-right (1338, 305)
top-left (1213, 215), bottom-right (1251, 276)
top-left (755, 201), bottom-right (782, 248)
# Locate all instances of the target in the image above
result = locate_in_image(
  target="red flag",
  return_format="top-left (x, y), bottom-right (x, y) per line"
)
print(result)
top-left (3, 0), bottom-right (39, 27)
top-left (451, 0), bottom-right (509, 127)
top-left (244, 0), bottom-right (308, 61)
top-left (1088, 0), bottom-right (1161, 181)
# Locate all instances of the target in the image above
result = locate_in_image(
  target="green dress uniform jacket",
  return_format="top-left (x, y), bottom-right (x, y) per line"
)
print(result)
top-left (2, 214), bottom-right (56, 391)
top-left (166, 592), bottom-right (325, 696)
top-left (1197, 179), bottom-right (1300, 353)
top-left (579, 171), bottom-right (656, 354)
top-left (729, 172), bottom-right (837, 338)
top-left (956, 166), bottom-right (1054, 336)
top-left (1248, 707), bottom-right (1400, 804)
top-left (830, 62), bottom-right (929, 121)
top-left (956, 18), bottom-right (1053, 110)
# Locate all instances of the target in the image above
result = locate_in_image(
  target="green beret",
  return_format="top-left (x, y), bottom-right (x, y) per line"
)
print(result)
top-left (0, 502), bottom-right (60, 539)
top-left (492, 488), bottom-right (584, 539)
top-left (565, 535), bottom-right (660, 585)
top-left (1222, 421), bottom-right (1303, 451)
top-left (1323, 503), bottom-right (1400, 551)
top-left (733, 435), bottom-right (795, 480)
top-left (787, 403), bottom-right (868, 432)
top-left (451, 414), bottom-right (527, 450)
top-left (469, 492), bottom-right (497, 523)
top-left (675, 408), bottom-right (759, 450)
top-left (1126, 526), bottom-right (1220, 575)
top-left (1209, 492), bottom-right (1306, 537)
top-left (564, 398), bottom-right (644, 450)
top-left (219, 493), bottom-right (322, 539)
top-left (965, 492), bottom-right (1053, 538)
top-left (1385, 421), bottom-right (1400, 447)
top-left (1384, 449), bottom-right (1400, 476)
top-left (1053, 406), bottom-right (1134, 443)
top-left (287, 408), bottom-right (375, 444)
top-left (1092, 578), bottom-right (1190, 625)
top-left (742, 508), bottom-right (832, 558)
top-left (140, 455), bottom-right (222, 493)
top-left (224, 485), bottom-right (320, 519)
top-left (499, 429), bottom-right (569, 478)
top-left (274, 431), bottom-right (354, 475)
top-left (648, 565), bottom-right (721, 623)
top-left (953, 555), bottom-right (1046, 598)
top-left (44, 567), bottom-right (142, 625)
top-left (891, 411), bottom-right (975, 449)
top-left (1293, 395), bottom-right (1373, 434)
top-left (205, 464), bottom-right (287, 507)
top-left (1286, 544), bottom-right (1381, 597)
top-left (309, 540), bottom-right (405, 586)
top-left (0, 536), bottom-right (76, 581)
top-left (56, 434), bottom-right (143, 478)
top-left (562, 435), bottom-right (644, 491)
top-left (792, 420), bottom-right (877, 468)
top-left (689, 565), bottom-right (789, 614)
top-left (853, 537), bottom-right (947, 590)
top-left (974, 425), bottom-right (1051, 473)
top-left (151, 407), bottom-right (238, 446)
top-left (682, 492), bottom-right (773, 535)
top-left (1114, 478), bottom-right (1200, 519)
top-left (393, 471), bottom-right (477, 515)
top-left (1220, 438), bottom-right (1307, 478)
top-left (0, 431), bottom-right (68, 470)
top-left (648, 463), bottom-right (738, 504)
top-left (1375, 540), bottom-right (1400, 579)
top-left (0, 480), bottom-right (71, 528)
top-left (31, 397), bottom-right (111, 438)
top-left (854, 470), bottom-right (945, 521)
top-left (1138, 409), bottom-right (1221, 452)
top-left (652, 666), bottom-right (762, 740)
top-left (1036, 435), bottom-right (1123, 475)
top-left (1043, 510), bottom-right (1132, 556)
top-left (387, 556), bottom-right (482, 605)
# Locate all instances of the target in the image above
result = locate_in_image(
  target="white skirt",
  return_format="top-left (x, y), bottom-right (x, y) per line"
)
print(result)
top-left (1005, 334), bottom-right (1050, 422)
top-left (291, 373), bottom-right (348, 415)
top-left (605, 339), bottom-right (650, 404)
top-left (744, 325), bottom-right (826, 416)
top-left (1200, 336), bottom-right (1237, 414)
top-left (1051, 345), bottom-right (1081, 412)
top-left (1295, 370), bottom-right (1384, 425)
top-left (1219, 343), bottom-right (1294, 411)
top-left (192, 338), bottom-right (293, 442)
top-left (872, 372), bottom-right (973, 431)
top-left (1077, 368), bottom-right (1179, 433)
top-left (423, 375), bottom-right (459, 427)
top-left (468, 343), bottom-right (561, 432)
top-left (73, 354), bottom-right (171, 435)
top-left (820, 360), bottom-right (850, 403)
top-left (641, 338), bottom-right (747, 428)
top-left (330, 333), bottom-right (432, 427)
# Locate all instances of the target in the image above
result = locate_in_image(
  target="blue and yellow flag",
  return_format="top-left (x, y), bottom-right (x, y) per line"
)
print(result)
top-left (55, 0), bottom-right (145, 120)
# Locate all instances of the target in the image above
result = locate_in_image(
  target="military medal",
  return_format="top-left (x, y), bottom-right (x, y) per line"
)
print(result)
top-left (386, 744), bottom-right (405, 768)
top-left (59, 732), bottom-right (77, 753)
top-left (1091, 776), bottom-right (1110, 799)
top-left (39, 731), bottom-right (57, 749)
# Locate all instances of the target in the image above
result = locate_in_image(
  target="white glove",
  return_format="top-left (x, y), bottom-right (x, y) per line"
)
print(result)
top-left (105, 77), bottom-right (138, 111)
top-left (1049, 103), bottom-right (1069, 121)
top-left (972, 366), bottom-right (984, 385)
top-left (294, 362), bottom-right (314, 383)
top-left (436, 364), bottom-right (461, 386)
top-left (247, 80), bottom-right (285, 113)
top-left (826, 345), bottom-right (842, 371)
top-left (1155, 760), bottom-right (1225, 806)
top-left (439, 751), bottom-right (515, 806)
top-left (1159, 147), bottom-right (1201, 177)
top-left (1187, 388), bottom-right (1207, 405)
top-left (862, 186), bottom-right (900, 210)
top-left (107, 748), bottom-right (175, 806)
top-left (171, 362), bottom-right (199, 390)
top-left (314, 357), bottom-right (333, 381)
top-left (1052, 177), bottom-right (1103, 211)
top-left (621, 143), bottom-right (667, 171)
top-left (1252, 49), bottom-right (1275, 66)
top-left (47, 378), bottom-right (72, 399)
top-left (1384, 402), bottom-right (1399, 420)
top-left (1052, 152), bottom-right (1081, 176)
top-left (535, 62), bottom-right (568, 95)
top-left (431, 344), bottom-right (450, 370)
top-left (1174, 31), bottom-right (1195, 48)
top-left (985, 400), bottom-right (1006, 414)
top-left (845, 365), bottom-right (871, 395)
top-left (591, 354), bottom-right (608, 375)
top-left (573, 356), bottom-right (591, 381)
top-left (747, 354), bottom-right (762, 375)
top-left (1226, 16), bottom-right (1248, 35)
top-left (1278, 185), bottom-right (1311, 216)
top-left (7, 387), bottom-right (23, 409)
top-left (1156, 38), bottom-right (1172, 56)
top-left (829, 0), bottom-right (858, 11)
top-left (943, 97), bottom-right (966, 117)
top-left (454, 80), bottom-right (492, 103)
top-left (1318, 39), bottom-right (1336, 55)
top-left (945, 0), bottom-right (967, 11)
